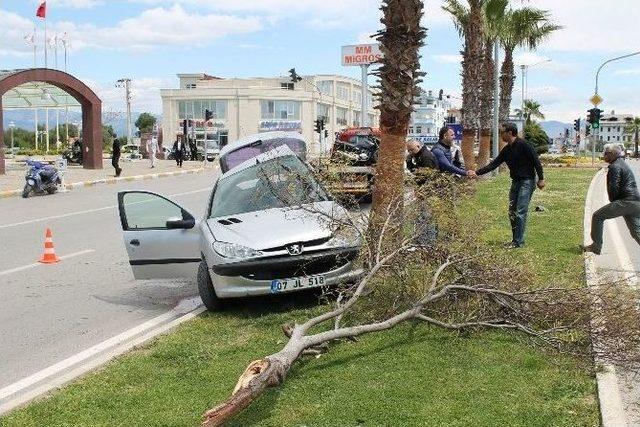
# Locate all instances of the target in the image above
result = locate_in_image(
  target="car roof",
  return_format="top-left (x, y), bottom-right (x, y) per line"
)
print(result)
top-left (219, 131), bottom-right (305, 159)
top-left (220, 145), bottom-right (299, 179)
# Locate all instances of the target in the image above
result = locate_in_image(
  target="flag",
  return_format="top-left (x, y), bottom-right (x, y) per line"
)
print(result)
top-left (36, 1), bottom-right (46, 19)
top-left (24, 33), bottom-right (35, 44)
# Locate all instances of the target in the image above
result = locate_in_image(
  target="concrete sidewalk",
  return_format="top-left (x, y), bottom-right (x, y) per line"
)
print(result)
top-left (0, 158), bottom-right (211, 198)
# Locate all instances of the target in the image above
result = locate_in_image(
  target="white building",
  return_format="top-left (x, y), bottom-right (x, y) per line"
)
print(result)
top-left (598, 111), bottom-right (635, 144)
top-left (160, 73), bottom-right (379, 155)
top-left (408, 89), bottom-right (452, 142)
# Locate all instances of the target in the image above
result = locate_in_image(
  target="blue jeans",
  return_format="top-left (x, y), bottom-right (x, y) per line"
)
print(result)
top-left (509, 179), bottom-right (535, 246)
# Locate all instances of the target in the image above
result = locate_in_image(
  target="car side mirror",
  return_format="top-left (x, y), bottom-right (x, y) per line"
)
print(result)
top-left (166, 217), bottom-right (195, 229)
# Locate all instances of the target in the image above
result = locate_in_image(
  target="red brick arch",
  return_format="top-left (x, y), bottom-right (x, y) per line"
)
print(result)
top-left (0, 68), bottom-right (103, 174)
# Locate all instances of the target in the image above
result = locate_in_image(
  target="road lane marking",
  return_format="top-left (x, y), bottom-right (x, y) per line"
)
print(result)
top-left (0, 250), bottom-right (95, 277)
top-left (0, 297), bottom-right (205, 412)
top-left (0, 187), bottom-right (212, 229)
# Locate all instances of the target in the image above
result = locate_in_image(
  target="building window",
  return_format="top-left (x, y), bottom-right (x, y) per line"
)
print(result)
top-left (336, 83), bottom-right (350, 101)
top-left (280, 82), bottom-right (295, 91)
top-left (260, 100), bottom-right (301, 120)
top-left (177, 100), bottom-right (227, 120)
top-left (317, 103), bottom-right (330, 123)
top-left (336, 107), bottom-right (348, 126)
top-left (352, 90), bottom-right (362, 105)
top-left (185, 83), bottom-right (196, 90)
top-left (353, 111), bottom-right (361, 127)
top-left (317, 81), bottom-right (333, 96)
top-left (607, 136), bottom-right (610, 141)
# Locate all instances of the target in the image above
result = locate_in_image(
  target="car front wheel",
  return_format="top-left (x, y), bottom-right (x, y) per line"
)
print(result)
top-left (197, 260), bottom-right (222, 311)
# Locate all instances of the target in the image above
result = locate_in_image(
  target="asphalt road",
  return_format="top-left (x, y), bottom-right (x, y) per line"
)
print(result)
top-left (0, 167), bottom-right (220, 398)
top-left (589, 158), bottom-right (640, 425)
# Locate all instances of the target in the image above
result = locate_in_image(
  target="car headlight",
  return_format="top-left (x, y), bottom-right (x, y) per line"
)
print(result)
top-left (327, 226), bottom-right (360, 248)
top-left (213, 241), bottom-right (263, 259)
top-left (358, 152), bottom-right (369, 160)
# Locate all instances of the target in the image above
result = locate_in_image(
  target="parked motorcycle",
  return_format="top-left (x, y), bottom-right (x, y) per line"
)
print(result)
top-left (22, 159), bottom-right (62, 198)
top-left (62, 140), bottom-right (83, 165)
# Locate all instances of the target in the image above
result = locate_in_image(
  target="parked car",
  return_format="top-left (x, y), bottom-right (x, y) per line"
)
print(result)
top-left (118, 132), bottom-right (362, 311)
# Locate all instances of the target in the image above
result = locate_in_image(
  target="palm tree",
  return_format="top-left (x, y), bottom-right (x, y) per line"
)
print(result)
top-left (477, 0), bottom-right (508, 167)
top-left (514, 99), bottom-right (545, 124)
top-left (443, 0), bottom-right (485, 170)
top-left (624, 117), bottom-right (640, 158)
top-left (498, 8), bottom-right (561, 123)
top-left (370, 0), bottom-right (425, 249)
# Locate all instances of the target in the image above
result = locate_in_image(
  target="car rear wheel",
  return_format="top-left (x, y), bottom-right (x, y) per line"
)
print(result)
top-left (197, 260), bottom-right (222, 311)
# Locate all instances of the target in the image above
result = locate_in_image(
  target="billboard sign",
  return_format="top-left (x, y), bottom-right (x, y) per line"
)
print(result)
top-left (341, 44), bottom-right (383, 66)
top-left (259, 120), bottom-right (302, 132)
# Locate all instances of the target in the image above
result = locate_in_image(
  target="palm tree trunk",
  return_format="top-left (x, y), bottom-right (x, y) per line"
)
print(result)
top-left (499, 47), bottom-right (515, 124)
top-left (635, 128), bottom-right (639, 158)
top-left (370, 0), bottom-right (425, 253)
top-left (460, 0), bottom-right (484, 171)
top-left (477, 40), bottom-right (493, 168)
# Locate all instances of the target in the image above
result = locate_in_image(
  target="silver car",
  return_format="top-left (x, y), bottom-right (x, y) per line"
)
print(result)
top-left (118, 133), bottom-right (362, 310)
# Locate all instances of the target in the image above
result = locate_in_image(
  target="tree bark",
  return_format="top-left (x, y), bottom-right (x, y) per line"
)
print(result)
top-left (499, 48), bottom-right (515, 124)
top-left (369, 0), bottom-right (425, 253)
top-left (477, 40), bottom-right (494, 168)
top-left (461, 129), bottom-right (476, 171)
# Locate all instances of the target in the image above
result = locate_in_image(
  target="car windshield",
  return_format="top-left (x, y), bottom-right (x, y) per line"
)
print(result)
top-left (209, 155), bottom-right (329, 218)
top-left (221, 137), bottom-right (306, 172)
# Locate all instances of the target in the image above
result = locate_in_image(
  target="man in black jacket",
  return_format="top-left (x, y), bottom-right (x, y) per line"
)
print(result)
top-left (475, 122), bottom-right (545, 248)
top-left (112, 138), bottom-right (122, 177)
top-left (582, 143), bottom-right (640, 255)
top-left (173, 136), bottom-right (186, 168)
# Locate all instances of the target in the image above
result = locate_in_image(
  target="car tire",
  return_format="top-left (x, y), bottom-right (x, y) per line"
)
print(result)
top-left (197, 260), bottom-right (222, 311)
top-left (46, 186), bottom-right (58, 195)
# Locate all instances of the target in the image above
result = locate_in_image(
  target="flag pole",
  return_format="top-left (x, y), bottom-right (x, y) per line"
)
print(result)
top-left (44, 17), bottom-right (48, 68)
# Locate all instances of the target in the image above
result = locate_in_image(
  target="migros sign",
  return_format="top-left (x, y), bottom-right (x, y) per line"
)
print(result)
top-left (342, 44), bottom-right (383, 66)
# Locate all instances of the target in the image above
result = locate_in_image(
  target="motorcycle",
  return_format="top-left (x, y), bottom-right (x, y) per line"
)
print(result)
top-left (62, 140), bottom-right (83, 165)
top-left (22, 159), bottom-right (62, 198)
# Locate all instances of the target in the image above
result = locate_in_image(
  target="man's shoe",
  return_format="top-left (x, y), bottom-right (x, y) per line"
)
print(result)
top-left (580, 244), bottom-right (601, 255)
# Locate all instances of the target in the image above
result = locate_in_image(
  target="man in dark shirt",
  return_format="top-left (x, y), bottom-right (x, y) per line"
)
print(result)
top-left (406, 139), bottom-right (439, 171)
top-left (582, 143), bottom-right (640, 255)
top-left (111, 138), bottom-right (122, 177)
top-left (476, 122), bottom-right (545, 248)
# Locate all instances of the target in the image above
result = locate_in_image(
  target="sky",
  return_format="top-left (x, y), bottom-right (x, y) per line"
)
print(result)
top-left (1, 0), bottom-right (639, 122)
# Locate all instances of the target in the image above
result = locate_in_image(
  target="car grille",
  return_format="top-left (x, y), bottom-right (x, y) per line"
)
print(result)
top-left (261, 236), bottom-right (332, 253)
top-left (211, 248), bottom-right (358, 281)
top-left (243, 255), bottom-right (350, 280)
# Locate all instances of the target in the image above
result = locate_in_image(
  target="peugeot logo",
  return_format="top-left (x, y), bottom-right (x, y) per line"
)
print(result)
top-left (287, 243), bottom-right (303, 256)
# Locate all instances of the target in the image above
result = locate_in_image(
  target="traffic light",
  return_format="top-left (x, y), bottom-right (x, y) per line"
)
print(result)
top-left (573, 118), bottom-right (581, 132)
top-left (289, 68), bottom-right (302, 83)
top-left (585, 126), bottom-right (591, 136)
top-left (314, 118), bottom-right (325, 134)
top-left (586, 109), bottom-right (593, 126)
top-left (205, 109), bottom-right (213, 121)
top-left (594, 108), bottom-right (602, 124)
top-left (438, 89), bottom-right (443, 101)
top-left (324, 129), bottom-right (329, 139)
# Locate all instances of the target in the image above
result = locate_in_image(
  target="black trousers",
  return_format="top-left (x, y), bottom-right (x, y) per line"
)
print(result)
top-left (175, 152), bottom-right (183, 167)
top-left (112, 155), bottom-right (121, 175)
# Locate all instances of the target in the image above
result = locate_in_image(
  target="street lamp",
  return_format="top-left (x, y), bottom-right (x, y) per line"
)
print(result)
top-left (9, 121), bottom-right (16, 155)
top-left (519, 59), bottom-right (552, 118)
top-left (116, 78), bottom-right (133, 145)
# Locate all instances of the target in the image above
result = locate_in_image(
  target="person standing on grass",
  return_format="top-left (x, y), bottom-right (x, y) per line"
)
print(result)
top-left (582, 143), bottom-right (640, 255)
top-left (475, 122), bottom-right (546, 249)
top-left (112, 137), bottom-right (122, 177)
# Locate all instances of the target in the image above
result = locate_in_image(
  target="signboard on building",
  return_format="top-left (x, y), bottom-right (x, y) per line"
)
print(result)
top-left (341, 44), bottom-right (383, 66)
top-left (259, 120), bottom-right (302, 132)
top-left (449, 124), bottom-right (463, 141)
top-left (177, 120), bottom-right (226, 133)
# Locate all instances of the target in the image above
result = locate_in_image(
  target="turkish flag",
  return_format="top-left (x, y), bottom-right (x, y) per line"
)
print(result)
top-left (36, 1), bottom-right (46, 19)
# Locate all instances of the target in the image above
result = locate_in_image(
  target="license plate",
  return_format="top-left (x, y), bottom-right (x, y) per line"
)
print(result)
top-left (270, 275), bottom-right (326, 294)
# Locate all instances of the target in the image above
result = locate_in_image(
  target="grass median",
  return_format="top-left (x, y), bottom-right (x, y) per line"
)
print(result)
top-left (2, 168), bottom-right (599, 427)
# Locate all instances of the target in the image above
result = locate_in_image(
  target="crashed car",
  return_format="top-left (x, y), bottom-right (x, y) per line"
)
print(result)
top-left (118, 132), bottom-right (362, 310)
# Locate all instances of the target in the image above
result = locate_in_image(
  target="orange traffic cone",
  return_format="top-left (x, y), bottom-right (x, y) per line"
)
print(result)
top-left (39, 228), bottom-right (60, 264)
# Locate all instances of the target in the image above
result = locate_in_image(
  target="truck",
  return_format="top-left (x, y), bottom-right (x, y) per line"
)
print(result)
top-left (321, 127), bottom-right (380, 203)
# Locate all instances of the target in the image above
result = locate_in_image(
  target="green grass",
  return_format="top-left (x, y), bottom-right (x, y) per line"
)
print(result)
top-left (1, 168), bottom-right (599, 427)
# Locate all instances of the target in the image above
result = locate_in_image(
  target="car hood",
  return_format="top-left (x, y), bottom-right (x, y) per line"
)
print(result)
top-left (207, 200), bottom-right (347, 250)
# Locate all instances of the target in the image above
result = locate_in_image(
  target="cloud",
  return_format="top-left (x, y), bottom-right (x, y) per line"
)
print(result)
top-left (431, 54), bottom-right (462, 64)
top-left (84, 76), bottom-right (174, 114)
top-left (614, 68), bottom-right (640, 76)
top-left (0, 5), bottom-right (264, 54)
top-left (48, 0), bottom-right (104, 8)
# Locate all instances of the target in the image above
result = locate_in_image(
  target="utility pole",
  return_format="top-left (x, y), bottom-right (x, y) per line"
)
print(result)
top-left (117, 78), bottom-right (133, 145)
